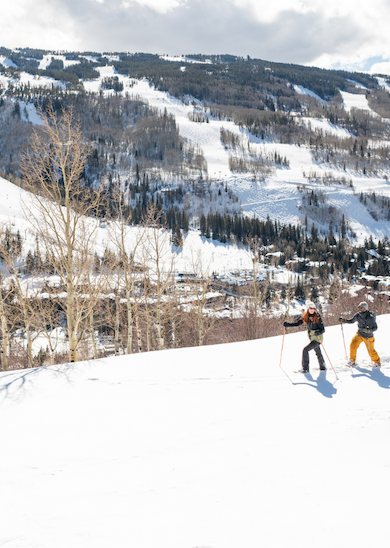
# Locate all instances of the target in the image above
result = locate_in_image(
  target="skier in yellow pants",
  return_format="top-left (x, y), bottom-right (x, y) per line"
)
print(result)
top-left (339, 302), bottom-right (381, 367)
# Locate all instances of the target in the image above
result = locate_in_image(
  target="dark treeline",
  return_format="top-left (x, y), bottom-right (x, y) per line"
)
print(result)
top-left (1, 47), bottom-right (381, 111)
top-left (197, 211), bottom-right (389, 279)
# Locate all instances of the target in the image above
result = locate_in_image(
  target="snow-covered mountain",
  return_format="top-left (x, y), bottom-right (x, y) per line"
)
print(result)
top-left (3, 59), bottom-right (390, 244)
top-left (124, 76), bottom-right (390, 243)
top-left (1, 318), bottom-right (390, 548)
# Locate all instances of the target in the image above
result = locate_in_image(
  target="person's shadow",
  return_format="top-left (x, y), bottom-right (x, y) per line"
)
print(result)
top-left (294, 370), bottom-right (337, 398)
top-left (352, 366), bottom-right (390, 389)
top-left (284, 370), bottom-right (338, 398)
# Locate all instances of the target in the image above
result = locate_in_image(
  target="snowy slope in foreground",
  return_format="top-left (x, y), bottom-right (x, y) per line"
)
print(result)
top-left (1, 317), bottom-right (390, 548)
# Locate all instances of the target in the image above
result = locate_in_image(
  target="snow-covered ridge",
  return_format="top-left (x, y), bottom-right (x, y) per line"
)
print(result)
top-left (160, 54), bottom-right (213, 65)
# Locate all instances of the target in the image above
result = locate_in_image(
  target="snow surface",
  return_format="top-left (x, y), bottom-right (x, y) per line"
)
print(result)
top-left (293, 84), bottom-right (326, 104)
top-left (1, 317), bottom-right (390, 548)
top-left (377, 76), bottom-right (390, 93)
top-left (38, 54), bottom-right (81, 70)
top-left (160, 54), bottom-right (213, 65)
top-left (0, 70), bottom-right (65, 90)
top-left (297, 116), bottom-right (353, 138)
top-left (346, 79), bottom-right (368, 90)
top-left (340, 91), bottom-right (374, 114)
top-left (18, 100), bottom-right (44, 125)
top-left (0, 55), bottom-right (17, 68)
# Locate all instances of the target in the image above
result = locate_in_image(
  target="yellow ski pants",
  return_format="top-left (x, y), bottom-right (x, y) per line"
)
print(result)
top-left (350, 333), bottom-right (380, 365)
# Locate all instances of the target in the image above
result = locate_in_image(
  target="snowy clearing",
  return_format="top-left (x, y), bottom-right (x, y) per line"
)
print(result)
top-left (296, 116), bottom-right (354, 138)
top-left (0, 55), bottom-right (17, 68)
top-left (340, 90), bottom-right (374, 114)
top-left (293, 84), bottom-right (327, 104)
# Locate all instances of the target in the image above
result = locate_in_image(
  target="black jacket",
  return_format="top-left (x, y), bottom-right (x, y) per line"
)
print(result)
top-left (343, 310), bottom-right (377, 339)
top-left (285, 313), bottom-right (325, 342)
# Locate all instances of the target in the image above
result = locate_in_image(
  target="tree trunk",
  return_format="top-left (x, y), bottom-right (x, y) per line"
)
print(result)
top-left (0, 294), bottom-right (8, 371)
top-left (26, 324), bottom-right (34, 368)
top-left (126, 290), bottom-right (133, 355)
top-left (90, 312), bottom-right (98, 360)
top-left (114, 299), bottom-right (120, 356)
top-left (67, 283), bottom-right (77, 363)
top-left (135, 313), bottom-right (142, 353)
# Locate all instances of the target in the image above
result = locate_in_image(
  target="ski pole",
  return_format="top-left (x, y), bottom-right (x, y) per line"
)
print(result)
top-left (279, 327), bottom-right (286, 368)
top-left (320, 342), bottom-right (339, 380)
top-left (340, 322), bottom-right (348, 359)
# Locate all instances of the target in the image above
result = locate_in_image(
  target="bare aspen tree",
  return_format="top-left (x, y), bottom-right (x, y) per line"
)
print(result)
top-left (246, 235), bottom-right (262, 313)
top-left (0, 226), bottom-right (43, 368)
top-left (0, 275), bottom-right (15, 371)
top-left (9, 265), bottom-right (41, 368)
top-left (34, 288), bottom-right (63, 365)
top-left (140, 266), bottom-right (152, 352)
top-left (142, 204), bottom-right (175, 351)
top-left (21, 103), bottom-right (101, 363)
top-left (189, 248), bottom-right (215, 346)
top-left (0, 225), bottom-right (23, 370)
top-left (0, 284), bottom-right (9, 371)
top-left (104, 259), bottom-right (124, 356)
top-left (85, 263), bottom-right (105, 360)
top-left (89, 305), bottom-right (99, 360)
top-left (106, 196), bottom-right (147, 354)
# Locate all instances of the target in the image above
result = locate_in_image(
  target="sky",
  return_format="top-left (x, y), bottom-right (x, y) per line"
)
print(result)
top-left (2, 0), bottom-right (390, 73)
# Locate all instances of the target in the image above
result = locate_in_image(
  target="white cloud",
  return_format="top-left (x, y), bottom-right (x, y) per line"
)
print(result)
top-left (121, 0), bottom-right (187, 13)
top-left (229, 0), bottom-right (314, 23)
top-left (370, 62), bottom-right (390, 76)
top-left (1, 0), bottom-right (83, 50)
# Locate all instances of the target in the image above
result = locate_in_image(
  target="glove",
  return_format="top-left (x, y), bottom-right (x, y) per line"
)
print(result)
top-left (339, 317), bottom-right (344, 323)
top-left (315, 330), bottom-right (321, 335)
top-left (283, 321), bottom-right (289, 328)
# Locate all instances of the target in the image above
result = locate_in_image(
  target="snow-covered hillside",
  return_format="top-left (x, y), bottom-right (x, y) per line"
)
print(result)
top-left (83, 67), bottom-right (390, 243)
top-left (2, 63), bottom-right (390, 243)
top-left (0, 174), bottom-right (305, 289)
top-left (1, 317), bottom-right (390, 548)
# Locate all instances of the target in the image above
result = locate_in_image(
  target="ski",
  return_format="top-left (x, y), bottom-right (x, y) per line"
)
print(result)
top-left (346, 361), bottom-right (381, 369)
top-left (293, 369), bottom-right (326, 374)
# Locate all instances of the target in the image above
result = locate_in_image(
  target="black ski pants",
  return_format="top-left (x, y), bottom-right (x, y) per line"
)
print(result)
top-left (302, 340), bottom-right (325, 371)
